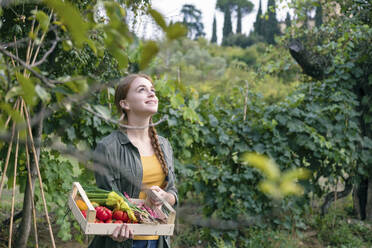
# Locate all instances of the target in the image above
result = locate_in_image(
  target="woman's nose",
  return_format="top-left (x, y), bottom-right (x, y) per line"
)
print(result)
top-left (147, 90), bottom-right (155, 97)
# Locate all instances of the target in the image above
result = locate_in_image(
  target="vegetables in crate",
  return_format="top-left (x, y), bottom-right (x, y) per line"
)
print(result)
top-left (84, 186), bottom-right (162, 224)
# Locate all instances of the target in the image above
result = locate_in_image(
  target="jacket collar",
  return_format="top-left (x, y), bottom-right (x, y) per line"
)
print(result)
top-left (117, 130), bottom-right (131, 145)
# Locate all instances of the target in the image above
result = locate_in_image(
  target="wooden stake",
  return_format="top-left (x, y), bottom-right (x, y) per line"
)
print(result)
top-left (23, 101), bottom-right (56, 248)
top-left (8, 100), bottom-right (22, 248)
top-left (24, 134), bottom-right (39, 248)
top-left (25, 7), bottom-right (37, 73)
top-left (31, 10), bottom-right (53, 66)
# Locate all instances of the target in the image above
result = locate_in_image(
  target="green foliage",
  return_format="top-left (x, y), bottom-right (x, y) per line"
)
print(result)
top-left (44, 0), bottom-right (90, 48)
top-left (35, 150), bottom-right (78, 241)
top-left (1, 0), bottom-right (371, 247)
top-left (244, 153), bottom-right (310, 199)
top-left (223, 33), bottom-right (256, 48)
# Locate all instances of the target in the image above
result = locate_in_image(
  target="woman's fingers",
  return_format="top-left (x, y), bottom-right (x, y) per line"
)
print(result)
top-left (150, 185), bottom-right (161, 192)
top-left (121, 224), bottom-right (133, 239)
top-left (111, 224), bottom-right (133, 242)
top-left (111, 225), bottom-right (122, 241)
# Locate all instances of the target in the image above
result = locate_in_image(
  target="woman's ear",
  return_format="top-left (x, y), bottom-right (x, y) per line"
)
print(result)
top-left (120, 99), bottom-right (129, 110)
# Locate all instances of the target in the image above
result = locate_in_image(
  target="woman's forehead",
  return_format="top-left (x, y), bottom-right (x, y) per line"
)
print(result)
top-left (131, 77), bottom-right (153, 88)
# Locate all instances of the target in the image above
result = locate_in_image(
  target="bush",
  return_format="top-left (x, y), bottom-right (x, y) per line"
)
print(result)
top-left (223, 33), bottom-right (264, 48)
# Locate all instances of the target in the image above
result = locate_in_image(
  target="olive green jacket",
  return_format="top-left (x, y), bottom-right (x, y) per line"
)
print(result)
top-left (88, 130), bottom-right (177, 248)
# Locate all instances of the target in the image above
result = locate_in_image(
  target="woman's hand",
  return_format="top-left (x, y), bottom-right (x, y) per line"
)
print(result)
top-left (149, 186), bottom-right (176, 206)
top-left (111, 224), bottom-right (133, 242)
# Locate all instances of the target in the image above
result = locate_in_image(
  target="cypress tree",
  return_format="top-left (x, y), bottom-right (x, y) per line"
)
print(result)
top-left (315, 3), bottom-right (323, 27)
top-left (211, 15), bottom-right (217, 43)
top-left (265, 0), bottom-right (280, 44)
top-left (253, 0), bottom-right (263, 37)
top-left (285, 12), bottom-right (291, 28)
top-left (236, 6), bottom-right (242, 33)
top-left (233, 0), bottom-right (253, 34)
top-left (222, 6), bottom-right (233, 45)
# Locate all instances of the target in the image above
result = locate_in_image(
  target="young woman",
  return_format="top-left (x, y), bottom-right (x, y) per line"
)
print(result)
top-left (88, 74), bottom-right (178, 248)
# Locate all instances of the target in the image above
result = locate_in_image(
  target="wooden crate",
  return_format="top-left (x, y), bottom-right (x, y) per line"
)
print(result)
top-left (68, 182), bottom-right (175, 236)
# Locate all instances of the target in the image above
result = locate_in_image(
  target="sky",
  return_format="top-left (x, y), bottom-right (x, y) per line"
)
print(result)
top-left (131, 0), bottom-right (291, 44)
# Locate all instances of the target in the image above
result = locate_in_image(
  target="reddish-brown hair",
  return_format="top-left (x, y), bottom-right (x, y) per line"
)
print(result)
top-left (114, 74), bottom-right (169, 178)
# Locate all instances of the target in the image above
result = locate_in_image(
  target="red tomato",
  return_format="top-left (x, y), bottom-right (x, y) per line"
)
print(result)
top-left (114, 220), bottom-right (123, 224)
top-left (81, 210), bottom-right (87, 219)
top-left (95, 206), bottom-right (112, 221)
top-left (105, 219), bottom-right (113, 223)
top-left (113, 210), bottom-right (129, 222)
top-left (122, 211), bottom-right (129, 223)
top-left (95, 219), bottom-right (104, 223)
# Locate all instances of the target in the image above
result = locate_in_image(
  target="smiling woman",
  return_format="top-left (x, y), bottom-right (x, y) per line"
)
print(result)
top-left (88, 74), bottom-right (178, 248)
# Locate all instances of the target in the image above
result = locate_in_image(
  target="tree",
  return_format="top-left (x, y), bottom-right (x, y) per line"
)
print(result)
top-left (216, 0), bottom-right (233, 45)
top-left (287, 0), bottom-right (372, 220)
top-left (265, 0), bottom-right (280, 44)
top-left (211, 15), bottom-right (217, 43)
top-left (315, 3), bottom-right (323, 27)
top-left (181, 4), bottom-right (205, 40)
top-left (253, 0), bottom-right (264, 37)
top-left (233, 0), bottom-right (254, 34)
top-left (285, 12), bottom-right (291, 29)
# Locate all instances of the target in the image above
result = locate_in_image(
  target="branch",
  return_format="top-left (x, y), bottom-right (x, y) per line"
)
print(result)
top-left (288, 39), bottom-right (327, 80)
top-left (321, 177), bottom-right (353, 215)
top-left (82, 105), bottom-right (168, 130)
top-left (0, 38), bottom-right (30, 49)
top-left (31, 29), bottom-right (60, 67)
top-left (0, 45), bottom-right (57, 87)
top-left (26, 77), bottom-right (122, 130)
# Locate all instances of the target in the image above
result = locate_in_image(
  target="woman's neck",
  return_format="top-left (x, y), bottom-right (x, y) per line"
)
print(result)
top-left (125, 115), bottom-right (151, 141)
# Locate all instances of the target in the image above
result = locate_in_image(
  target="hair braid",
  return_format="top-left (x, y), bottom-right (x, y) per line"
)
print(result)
top-left (148, 123), bottom-right (169, 178)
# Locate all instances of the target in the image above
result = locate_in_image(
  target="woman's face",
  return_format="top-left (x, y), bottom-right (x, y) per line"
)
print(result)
top-left (121, 76), bottom-right (158, 117)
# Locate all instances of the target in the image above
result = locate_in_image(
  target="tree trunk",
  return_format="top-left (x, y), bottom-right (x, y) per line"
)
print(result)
top-left (365, 179), bottom-right (372, 221)
top-left (321, 178), bottom-right (352, 215)
top-left (15, 103), bottom-right (44, 248)
top-left (236, 7), bottom-right (242, 34)
top-left (353, 84), bottom-right (372, 220)
top-left (354, 179), bottom-right (368, 220)
top-left (353, 186), bottom-right (362, 219)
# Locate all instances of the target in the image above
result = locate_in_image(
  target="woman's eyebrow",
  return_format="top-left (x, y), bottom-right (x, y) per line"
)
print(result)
top-left (135, 84), bottom-right (154, 90)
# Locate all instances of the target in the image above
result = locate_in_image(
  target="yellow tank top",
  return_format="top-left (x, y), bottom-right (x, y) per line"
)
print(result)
top-left (133, 154), bottom-right (166, 240)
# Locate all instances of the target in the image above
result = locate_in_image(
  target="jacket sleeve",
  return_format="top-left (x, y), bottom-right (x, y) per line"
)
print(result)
top-left (93, 142), bottom-right (119, 192)
top-left (164, 138), bottom-right (178, 205)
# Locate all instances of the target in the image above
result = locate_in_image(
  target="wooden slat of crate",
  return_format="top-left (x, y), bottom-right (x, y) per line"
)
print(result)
top-left (84, 223), bottom-right (174, 235)
top-left (68, 182), bottom-right (175, 236)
